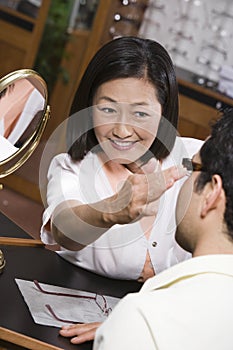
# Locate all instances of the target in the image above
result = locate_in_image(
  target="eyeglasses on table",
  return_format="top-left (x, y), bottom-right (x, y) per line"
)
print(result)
top-left (33, 280), bottom-right (112, 324)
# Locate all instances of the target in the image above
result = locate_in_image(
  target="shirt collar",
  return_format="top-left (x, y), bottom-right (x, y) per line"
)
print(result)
top-left (141, 254), bottom-right (233, 292)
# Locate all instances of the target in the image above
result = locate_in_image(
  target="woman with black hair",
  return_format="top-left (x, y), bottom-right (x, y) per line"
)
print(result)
top-left (41, 36), bottom-right (202, 281)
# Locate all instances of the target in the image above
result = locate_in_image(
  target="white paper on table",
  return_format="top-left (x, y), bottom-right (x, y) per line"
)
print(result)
top-left (15, 278), bottom-right (120, 328)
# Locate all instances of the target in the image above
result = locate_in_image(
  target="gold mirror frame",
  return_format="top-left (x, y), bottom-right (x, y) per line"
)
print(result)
top-left (0, 69), bottom-right (50, 178)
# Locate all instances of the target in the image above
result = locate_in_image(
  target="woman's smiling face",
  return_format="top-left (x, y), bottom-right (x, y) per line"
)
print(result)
top-left (92, 78), bottom-right (162, 164)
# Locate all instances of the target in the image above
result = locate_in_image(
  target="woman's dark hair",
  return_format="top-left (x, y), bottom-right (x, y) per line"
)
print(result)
top-left (0, 83), bottom-right (15, 100)
top-left (67, 36), bottom-right (179, 161)
top-left (195, 108), bottom-right (233, 240)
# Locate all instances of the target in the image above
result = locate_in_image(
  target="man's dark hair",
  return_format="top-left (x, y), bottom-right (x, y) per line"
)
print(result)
top-left (196, 108), bottom-right (233, 240)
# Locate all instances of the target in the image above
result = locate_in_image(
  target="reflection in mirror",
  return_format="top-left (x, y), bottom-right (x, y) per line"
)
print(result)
top-left (0, 74), bottom-right (46, 162)
top-left (0, 69), bottom-right (49, 264)
top-left (0, 69), bottom-right (50, 178)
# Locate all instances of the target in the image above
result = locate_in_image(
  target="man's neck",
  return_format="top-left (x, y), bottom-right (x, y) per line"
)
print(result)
top-left (193, 236), bottom-right (233, 257)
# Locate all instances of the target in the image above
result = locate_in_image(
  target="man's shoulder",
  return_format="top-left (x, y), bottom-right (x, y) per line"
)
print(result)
top-left (121, 255), bottom-right (233, 313)
top-left (141, 254), bottom-right (233, 293)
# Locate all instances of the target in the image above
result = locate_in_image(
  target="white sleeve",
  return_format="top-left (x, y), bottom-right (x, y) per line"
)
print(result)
top-left (0, 135), bottom-right (18, 161)
top-left (93, 295), bottom-right (158, 350)
top-left (40, 154), bottom-right (82, 244)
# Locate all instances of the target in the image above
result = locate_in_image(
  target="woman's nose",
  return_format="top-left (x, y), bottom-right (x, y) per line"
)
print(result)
top-left (112, 122), bottom-right (134, 139)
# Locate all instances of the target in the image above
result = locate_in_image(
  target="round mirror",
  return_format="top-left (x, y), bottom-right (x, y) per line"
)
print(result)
top-left (0, 69), bottom-right (50, 178)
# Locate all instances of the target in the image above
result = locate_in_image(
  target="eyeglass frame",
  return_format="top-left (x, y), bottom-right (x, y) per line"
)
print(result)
top-left (182, 158), bottom-right (206, 173)
top-left (33, 280), bottom-right (112, 324)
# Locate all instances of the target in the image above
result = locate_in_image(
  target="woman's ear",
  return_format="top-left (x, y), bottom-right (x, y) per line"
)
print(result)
top-left (201, 174), bottom-right (224, 218)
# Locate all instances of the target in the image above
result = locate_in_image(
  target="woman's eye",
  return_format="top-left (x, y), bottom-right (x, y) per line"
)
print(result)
top-left (135, 111), bottom-right (149, 118)
top-left (105, 108), bottom-right (115, 113)
top-left (99, 107), bottom-right (116, 114)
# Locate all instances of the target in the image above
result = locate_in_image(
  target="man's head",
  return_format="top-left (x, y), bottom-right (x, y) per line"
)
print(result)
top-left (176, 108), bottom-right (233, 256)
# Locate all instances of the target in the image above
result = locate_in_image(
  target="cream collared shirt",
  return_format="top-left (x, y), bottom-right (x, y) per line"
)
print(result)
top-left (94, 254), bottom-right (233, 350)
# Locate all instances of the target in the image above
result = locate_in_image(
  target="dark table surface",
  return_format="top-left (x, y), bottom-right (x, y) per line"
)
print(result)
top-left (0, 213), bottom-right (142, 349)
top-left (0, 212), bottom-right (30, 238)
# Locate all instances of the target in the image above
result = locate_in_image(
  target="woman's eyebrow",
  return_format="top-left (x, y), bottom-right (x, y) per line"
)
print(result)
top-left (131, 102), bottom-right (150, 106)
top-left (97, 97), bottom-right (150, 106)
top-left (97, 96), bottom-right (117, 103)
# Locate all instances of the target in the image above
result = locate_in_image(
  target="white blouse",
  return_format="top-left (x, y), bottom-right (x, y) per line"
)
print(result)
top-left (41, 137), bottom-right (203, 280)
top-left (0, 134), bottom-right (18, 161)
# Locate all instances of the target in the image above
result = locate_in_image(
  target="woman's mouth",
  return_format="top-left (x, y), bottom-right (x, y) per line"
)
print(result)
top-left (110, 139), bottom-right (137, 151)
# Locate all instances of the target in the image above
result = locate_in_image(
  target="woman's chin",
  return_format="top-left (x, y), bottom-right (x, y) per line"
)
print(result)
top-left (110, 158), bottom-right (134, 165)
top-left (107, 151), bottom-right (146, 165)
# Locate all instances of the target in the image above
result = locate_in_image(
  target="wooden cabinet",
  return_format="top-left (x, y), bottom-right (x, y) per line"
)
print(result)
top-left (178, 94), bottom-right (217, 140)
top-left (0, 1), bottom-right (51, 77)
top-left (177, 76), bottom-right (233, 140)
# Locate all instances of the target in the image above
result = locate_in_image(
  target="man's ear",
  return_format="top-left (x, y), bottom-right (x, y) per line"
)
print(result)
top-left (201, 174), bottom-right (224, 218)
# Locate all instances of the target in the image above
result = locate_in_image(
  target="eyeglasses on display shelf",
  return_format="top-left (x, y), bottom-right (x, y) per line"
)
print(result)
top-left (139, 0), bottom-right (233, 92)
top-left (209, 24), bottom-right (231, 39)
top-left (119, 0), bottom-right (148, 11)
top-left (212, 8), bottom-right (233, 20)
top-left (196, 56), bottom-right (221, 73)
top-left (68, 0), bottom-right (99, 31)
top-left (109, 0), bottom-right (148, 39)
top-left (203, 43), bottom-right (228, 61)
top-left (148, 2), bottom-right (165, 11)
top-left (114, 13), bottom-right (142, 29)
top-left (169, 28), bottom-right (194, 43)
top-left (175, 12), bottom-right (199, 25)
top-left (169, 46), bottom-right (188, 58)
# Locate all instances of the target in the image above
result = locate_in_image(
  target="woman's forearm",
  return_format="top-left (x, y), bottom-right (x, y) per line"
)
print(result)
top-left (50, 198), bottom-right (118, 250)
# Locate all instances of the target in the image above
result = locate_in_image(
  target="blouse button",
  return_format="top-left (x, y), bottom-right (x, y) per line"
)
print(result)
top-left (152, 241), bottom-right (157, 247)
